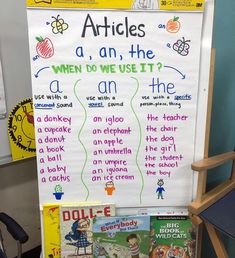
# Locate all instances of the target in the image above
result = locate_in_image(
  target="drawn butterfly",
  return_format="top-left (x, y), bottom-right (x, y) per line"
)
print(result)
top-left (173, 37), bottom-right (191, 56)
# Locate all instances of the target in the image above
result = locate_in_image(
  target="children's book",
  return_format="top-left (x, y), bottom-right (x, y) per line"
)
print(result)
top-left (43, 204), bottom-right (61, 258)
top-left (149, 215), bottom-right (197, 258)
top-left (60, 203), bottom-right (115, 258)
top-left (43, 202), bottom-right (102, 258)
top-left (92, 215), bottom-right (150, 258)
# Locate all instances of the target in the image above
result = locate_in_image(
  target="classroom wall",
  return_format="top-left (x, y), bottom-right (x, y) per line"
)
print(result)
top-left (0, 0), bottom-right (41, 257)
top-left (0, 0), bottom-right (33, 159)
top-left (203, 0), bottom-right (235, 257)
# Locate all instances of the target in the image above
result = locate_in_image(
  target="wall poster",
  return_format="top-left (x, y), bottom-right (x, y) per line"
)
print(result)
top-left (27, 4), bottom-right (203, 207)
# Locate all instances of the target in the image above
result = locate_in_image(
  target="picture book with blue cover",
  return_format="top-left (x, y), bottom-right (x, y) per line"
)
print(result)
top-left (93, 215), bottom-right (150, 258)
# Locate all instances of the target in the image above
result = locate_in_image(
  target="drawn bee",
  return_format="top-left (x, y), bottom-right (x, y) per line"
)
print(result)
top-left (173, 37), bottom-right (191, 56)
top-left (51, 15), bottom-right (69, 34)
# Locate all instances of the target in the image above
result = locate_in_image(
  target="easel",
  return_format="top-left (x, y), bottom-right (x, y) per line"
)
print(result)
top-left (189, 48), bottom-right (215, 258)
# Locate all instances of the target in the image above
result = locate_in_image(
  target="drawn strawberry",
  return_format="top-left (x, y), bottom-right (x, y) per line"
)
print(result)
top-left (36, 36), bottom-right (54, 59)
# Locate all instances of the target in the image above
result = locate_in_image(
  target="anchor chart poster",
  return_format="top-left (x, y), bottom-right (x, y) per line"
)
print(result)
top-left (27, 8), bottom-right (203, 207)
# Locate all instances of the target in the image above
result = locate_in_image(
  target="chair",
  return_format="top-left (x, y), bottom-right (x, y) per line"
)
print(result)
top-left (0, 213), bottom-right (28, 258)
top-left (188, 151), bottom-right (235, 258)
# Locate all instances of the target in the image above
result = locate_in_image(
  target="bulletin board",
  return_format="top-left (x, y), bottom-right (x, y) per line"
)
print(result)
top-left (26, 0), bottom-right (215, 209)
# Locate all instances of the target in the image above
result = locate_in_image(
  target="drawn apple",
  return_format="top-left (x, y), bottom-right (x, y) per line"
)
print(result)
top-left (36, 36), bottom-right (54, 58)
top-left (166, 17), bottom-right (181, 33)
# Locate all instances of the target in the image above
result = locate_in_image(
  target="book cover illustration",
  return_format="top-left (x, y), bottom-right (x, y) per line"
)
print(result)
top-left (43, 204), bottom-right (61, 258)
top-left (43, 202), bottom-right (101, 258)
top-left (149, 216), bottom-right (196, 258)
top-left (60, 203), bottom-right (115, 258)
top-left (93, 215), bottom-right (150, 258)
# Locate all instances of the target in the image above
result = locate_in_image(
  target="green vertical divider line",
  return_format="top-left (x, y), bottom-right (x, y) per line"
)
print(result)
top-left (131, 77), bottom-right (144, 204)
top-left (73, 79), bottom-right (90, 200)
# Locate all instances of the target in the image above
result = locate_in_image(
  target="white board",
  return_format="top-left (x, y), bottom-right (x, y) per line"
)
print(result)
top-left (26, 8), bottom-right (208, 208)
top-left (26, 2), bottom-right (215, 257)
